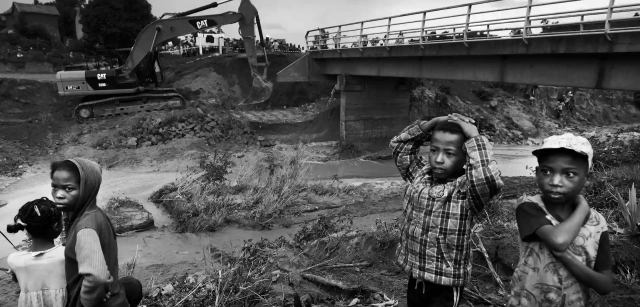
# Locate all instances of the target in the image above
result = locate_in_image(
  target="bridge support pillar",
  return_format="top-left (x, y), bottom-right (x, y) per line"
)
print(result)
top-left (340, 76), bottom-right (410, 144)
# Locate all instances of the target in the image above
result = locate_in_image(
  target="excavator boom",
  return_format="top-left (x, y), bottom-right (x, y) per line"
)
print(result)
top-left (57, 0), bottom-right (271, 122)
top-left (124, 0), bottom-right (271, 104)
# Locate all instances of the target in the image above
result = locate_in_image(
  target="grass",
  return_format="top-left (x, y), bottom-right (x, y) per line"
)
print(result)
top-left (149, 144), bottom-right (362, 232)
top-left (105, 197), bottom-right (141, 212)
top-left (120, 245), bottom-right (139, 277)
top-left (141, 239), bottom-right (280, 307)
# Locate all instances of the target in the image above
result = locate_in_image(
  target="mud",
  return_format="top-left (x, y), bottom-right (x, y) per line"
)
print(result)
top-left (162, 53), bottom-right (335, 109)
top-left (1, 54), bottom-right (640, 306)
top-left (245, 103), bottom-right (341, 143)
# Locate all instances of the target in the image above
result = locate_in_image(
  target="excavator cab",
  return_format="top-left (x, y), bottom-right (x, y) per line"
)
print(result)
top-left (56, 0), bottom-right (271, 122)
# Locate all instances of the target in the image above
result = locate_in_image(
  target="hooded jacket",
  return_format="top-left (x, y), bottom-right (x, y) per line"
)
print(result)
top-left (63, 158), bottom-right (128, 307)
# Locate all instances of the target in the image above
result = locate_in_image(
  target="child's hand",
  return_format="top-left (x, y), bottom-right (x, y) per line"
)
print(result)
top-left (447, 113), bottom-right (479, 138)
top-left (551, 249), bottom-right (574, 263)
top-left (418, 116), bottom-right (448, 133)
top-left (103, 291), bottom-right (111, 302)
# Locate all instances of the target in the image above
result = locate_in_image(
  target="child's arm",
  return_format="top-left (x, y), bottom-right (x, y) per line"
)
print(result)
top-left (389, 118), bottom-right (443, 183)
top-left (76, 228), bottom-right (113, 306)
top-left (451, 117), bottom-right (503, 215)
top-left (552, 231), bottom-right (613, 295)
top-left (534, 196), bottom-right (590, 252)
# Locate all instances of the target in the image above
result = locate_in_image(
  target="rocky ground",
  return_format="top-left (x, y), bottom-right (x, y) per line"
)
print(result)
top-left (1, 53), bottom-right (640, 306)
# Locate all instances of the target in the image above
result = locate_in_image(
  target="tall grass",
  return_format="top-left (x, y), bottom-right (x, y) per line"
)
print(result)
top-left (151, 144), bottom-right (358, 232)
top-left (141, 240), bottom-right (278, 307)
top-left (235, 147), bottom-right (315, 224)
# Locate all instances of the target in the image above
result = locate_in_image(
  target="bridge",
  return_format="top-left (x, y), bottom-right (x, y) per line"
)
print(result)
top-left (276, 0), bottom-right (640, 143)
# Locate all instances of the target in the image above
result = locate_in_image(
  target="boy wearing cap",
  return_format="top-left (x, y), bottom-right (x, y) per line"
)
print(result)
top-left (507, 133), bottom-right (613, 307)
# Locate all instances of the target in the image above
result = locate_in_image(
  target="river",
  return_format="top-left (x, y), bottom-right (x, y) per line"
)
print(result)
top-left (0, 144), bottom-right (537, 268)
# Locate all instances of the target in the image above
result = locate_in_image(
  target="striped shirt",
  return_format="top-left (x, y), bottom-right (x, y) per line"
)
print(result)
top-left (390, 120), bottom-right (503, 287)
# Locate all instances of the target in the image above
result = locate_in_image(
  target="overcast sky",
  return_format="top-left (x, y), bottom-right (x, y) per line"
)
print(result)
top-left (3, 0), bottom-right (639, 47)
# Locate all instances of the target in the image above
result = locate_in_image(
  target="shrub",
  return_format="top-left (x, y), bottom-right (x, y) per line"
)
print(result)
top-left (434, 92), bottom-right (448, 107)
top-left (584, 164), bottom-right (640, 208)
top-left (590, 136), bottom-right (640, 167)
top-left (292, 214), bottom-right (354, 246)
top-left (29, 51), bottom-right (46, 62)
top-left (609, 184), bottom-right (640, 235)
top-left (150, 145), bottom-right (361, 232)
top-left (198, 150), bottom-right (232, 185)
top-left (14, 15), bottom-right (53, 44)
top-left (437, 84), bottom-right (452, 95)
top-left (471, 87), bottom-right (495, 102)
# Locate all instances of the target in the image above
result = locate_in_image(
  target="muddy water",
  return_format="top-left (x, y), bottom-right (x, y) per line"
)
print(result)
top-left (0, 145), bottom-right (536, 269)
top-left (307, 144), bottom-right (538, 179)
top-left (0, 171), bottom-right (180, 267)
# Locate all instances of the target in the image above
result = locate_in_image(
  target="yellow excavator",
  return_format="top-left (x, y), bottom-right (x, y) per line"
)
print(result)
top-left (56, 0), bottom-right (271, 122)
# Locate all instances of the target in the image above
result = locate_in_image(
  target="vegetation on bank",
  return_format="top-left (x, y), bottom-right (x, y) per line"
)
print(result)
top-left (138, 126), bottom-right (640, 306)
top-left (149, 144), bottom-right (361, 232)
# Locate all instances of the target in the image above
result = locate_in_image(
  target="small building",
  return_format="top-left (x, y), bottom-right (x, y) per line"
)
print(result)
top-left (1, 2), bottom-right (60, 39)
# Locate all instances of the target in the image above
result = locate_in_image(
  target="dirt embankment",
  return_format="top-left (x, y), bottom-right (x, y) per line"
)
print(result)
top-left (162, 53), bottom-right (335, 109)
top-left (410, 80), bottom-right (640, 145)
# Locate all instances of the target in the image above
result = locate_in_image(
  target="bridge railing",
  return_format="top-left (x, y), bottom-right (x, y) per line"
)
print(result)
top-left (305, 0), bottom-right (640, 51)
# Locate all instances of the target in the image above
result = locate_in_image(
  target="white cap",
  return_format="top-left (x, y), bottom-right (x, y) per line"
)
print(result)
top-left (532, 133), bottom-right (593, 169)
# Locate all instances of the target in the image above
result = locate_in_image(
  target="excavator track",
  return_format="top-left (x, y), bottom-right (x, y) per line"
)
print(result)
top-left (74, 88), bottom-right (186, 122)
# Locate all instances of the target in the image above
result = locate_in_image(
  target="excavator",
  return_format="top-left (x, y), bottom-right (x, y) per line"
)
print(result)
top-left (56, 0), bottom-right (271, 122)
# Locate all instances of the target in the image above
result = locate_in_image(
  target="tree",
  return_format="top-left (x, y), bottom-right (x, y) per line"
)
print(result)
top-left (80, 0), bottom-right (156, 49)
top-left (37, 0), bottom-right (84, 41)
top-left (15, 14), bottom-right (53, 44)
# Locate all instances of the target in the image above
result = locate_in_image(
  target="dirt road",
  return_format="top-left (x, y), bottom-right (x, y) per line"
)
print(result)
top-left (0, 73), bottom-right (56, 82)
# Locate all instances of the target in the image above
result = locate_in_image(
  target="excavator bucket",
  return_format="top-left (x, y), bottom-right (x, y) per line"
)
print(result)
top-left (238, 0), bottom-right (273, 105)
top-left (244, 68), bottom-right (273, 104)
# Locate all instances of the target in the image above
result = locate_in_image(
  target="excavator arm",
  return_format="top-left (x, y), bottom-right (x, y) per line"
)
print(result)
top-left (123, 0), bottom-right (271, 104)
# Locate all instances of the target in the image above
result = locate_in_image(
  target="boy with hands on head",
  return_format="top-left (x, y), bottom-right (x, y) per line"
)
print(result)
top-left (390, 113), bottom-right (503, 307)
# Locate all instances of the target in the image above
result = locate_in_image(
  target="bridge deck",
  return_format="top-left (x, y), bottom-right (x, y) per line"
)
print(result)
top-left (303, 0), bottom-right (640, 52)
top-left (278, 0), bottom-right (640, 91)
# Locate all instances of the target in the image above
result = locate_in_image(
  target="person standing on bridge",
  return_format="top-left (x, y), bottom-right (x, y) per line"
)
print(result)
top-left (333, 29), bottom-right (341, 49)
top-left (390, 114), bottom-right (503, 307)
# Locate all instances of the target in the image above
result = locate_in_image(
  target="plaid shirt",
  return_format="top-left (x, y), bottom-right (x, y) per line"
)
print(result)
top-left (390, 120), bottom-right (503, 287)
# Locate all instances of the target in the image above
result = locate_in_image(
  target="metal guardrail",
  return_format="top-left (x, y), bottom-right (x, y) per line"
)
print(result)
top-left (305, 0), bottom-right (640, 51)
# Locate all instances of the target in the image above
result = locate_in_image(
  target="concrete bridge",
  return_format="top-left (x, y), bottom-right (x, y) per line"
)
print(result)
top-left (277, 0), bottom-right (640, 143)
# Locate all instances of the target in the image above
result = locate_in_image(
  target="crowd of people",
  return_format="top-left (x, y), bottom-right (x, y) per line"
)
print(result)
top-left (1, 111), bottom-right (613, 307)
top-left (158, 36), bottom-right (304, 57)
top-left (309, 28), bottom-right (457, 50)
top-left (556, 91), bottom-right (576, 120)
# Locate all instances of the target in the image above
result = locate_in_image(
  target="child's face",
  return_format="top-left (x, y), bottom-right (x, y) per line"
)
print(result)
top-left (51, 170), bottom-right (80, 212)
top-left (536, 153), bottom-right (589, 206)
top-left (428, 131), bottom-right (466, 180)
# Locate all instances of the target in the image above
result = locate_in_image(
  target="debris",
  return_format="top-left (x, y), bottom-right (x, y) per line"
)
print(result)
top-left (301, 273), bottom-right (380, 293)
top-left (325, 262), bottom-right (370, 269)
top-left (473, 230), bottom-right (507, 294)
top-left (161, 283), bottom-right (174, 295)
top-left (127, 137), bottom-right (138, 149)
top-left (0, 200), bottom-right (7, 208)
top-left (300, 294), bottom-right (314, 306)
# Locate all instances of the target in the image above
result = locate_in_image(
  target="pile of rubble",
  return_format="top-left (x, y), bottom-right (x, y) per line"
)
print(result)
top-left (122, 109), bottom-right (274, 148)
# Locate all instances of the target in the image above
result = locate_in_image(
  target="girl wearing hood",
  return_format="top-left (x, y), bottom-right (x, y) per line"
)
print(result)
top-left (50, 158), bottom-right (142, 307)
